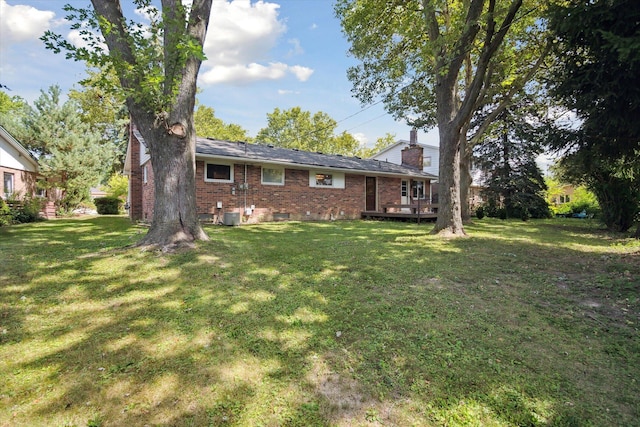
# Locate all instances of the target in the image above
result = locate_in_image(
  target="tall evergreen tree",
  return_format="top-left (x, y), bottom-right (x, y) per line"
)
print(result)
top-left (22, 86), bottom-right (111, 212)
top-left (547, 0), bottom-right (640, 232)
top-left (475, 101), bottom-right (550, 219)
top-left (68, 67), bottom-right (129, 175)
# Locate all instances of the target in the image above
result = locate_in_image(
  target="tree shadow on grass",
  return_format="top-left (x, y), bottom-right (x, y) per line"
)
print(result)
top-left (0, 217), bottom-right (638, 426)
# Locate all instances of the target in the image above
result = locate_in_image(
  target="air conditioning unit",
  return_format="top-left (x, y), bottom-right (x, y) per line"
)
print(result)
top-left (223, 212), bottom-right (241, 226)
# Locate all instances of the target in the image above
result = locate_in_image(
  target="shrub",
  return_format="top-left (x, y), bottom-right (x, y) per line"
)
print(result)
top-left (12, 196), bottom-right (44, 223)
top-left (476, 206), bottom-right (485, 219)
top-left (0, 199), bottom-right (11, 226)
top-left (94, 197), bottom-right (122, 215)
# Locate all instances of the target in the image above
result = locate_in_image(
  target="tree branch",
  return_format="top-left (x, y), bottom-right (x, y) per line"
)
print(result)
top-left (455, 0), bottom-right (523, 128)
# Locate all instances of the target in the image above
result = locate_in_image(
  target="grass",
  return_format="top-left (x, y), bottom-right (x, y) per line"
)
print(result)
top-left (0, 216), bottom-right (638, 427)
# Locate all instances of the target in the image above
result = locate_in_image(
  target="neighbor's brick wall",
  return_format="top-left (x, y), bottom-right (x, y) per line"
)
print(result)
top-left (0, 166), bottom-right (38, 199)
top-left (128, 131), bottom-right (143, 221)
top-left (141, 161), bottom-right (155, 222)
top-left (194, 161), bottom-right (403, 223)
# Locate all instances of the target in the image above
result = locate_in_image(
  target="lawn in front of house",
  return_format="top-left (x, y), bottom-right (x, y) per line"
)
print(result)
top-left (0, 217), bottom-right (638, 426)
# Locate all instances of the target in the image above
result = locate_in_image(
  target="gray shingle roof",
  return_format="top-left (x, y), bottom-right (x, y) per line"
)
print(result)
top-left (196, 137), bottom-right (437, 179)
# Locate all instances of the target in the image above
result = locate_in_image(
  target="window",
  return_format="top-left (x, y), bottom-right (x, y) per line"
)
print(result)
top-left (262, 167), bottom-right (284, 185)
top-left (315, 173), bottom-right (333, 186)
top-left (401, 180), bottom-right (408, 197)
top-left (423, 156), bottom-right (432, 168)
top-left (142, 165), bottom-right (148, 184)
top-left (411, 180), bottom-right (426, 199)
top-left (309, 171), bottom-right (345, 188)
top-left (205, 162), bottom-right (233, 182)
top-left (3, 172), bottom-right (14, 197)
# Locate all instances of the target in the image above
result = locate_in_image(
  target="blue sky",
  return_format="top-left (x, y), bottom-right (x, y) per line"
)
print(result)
top-left (0, 0), bottom-right (440, 148)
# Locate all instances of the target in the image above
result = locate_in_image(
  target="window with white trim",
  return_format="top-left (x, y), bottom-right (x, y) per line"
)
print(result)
top-left (423, 156), bottom-right (432, 168)
top-left (309, 171), bottom-right (345, 189)
top-left (142, 165), bottom-right (148, 184)
top-left (262, 166), bottom-right (284, 185)
top-left (205, 162), bottom-right (234, 183)
top-left (3, 172), bottom-right (14, 197)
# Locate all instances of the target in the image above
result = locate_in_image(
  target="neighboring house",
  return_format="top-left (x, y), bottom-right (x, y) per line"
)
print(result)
top-left (0, 125), bottom-right (40, 199)
top-left (552, 184), bottom-right (575, 205)
top-left (371, 129), bottom-right (440, 204)
top-left (371, 129), bottom-right (484, 210)
top-left (124, 126), bottom-right (437, 224)
top-left (89, 187), bottom-right (108, 200)
top-left (0, 125), bottom-right (56, 218)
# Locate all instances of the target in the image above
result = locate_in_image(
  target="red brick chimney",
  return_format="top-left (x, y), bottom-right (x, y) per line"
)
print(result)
top-left (402, 129), bottom-right (423, 169)
top-left (410, 128), bottom-right (418, 146)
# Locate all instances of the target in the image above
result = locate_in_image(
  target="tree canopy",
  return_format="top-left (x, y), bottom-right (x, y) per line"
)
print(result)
top-left (68, 67), bottom-right (130, 174)
top-left (194, 104), bottom-right (251, 142)
top-left (336, 0), bottom-right (549, 236)
top-left (548, 0), bottom-right (640, 232)
top-left (256, 107), bottom-right (362, 156)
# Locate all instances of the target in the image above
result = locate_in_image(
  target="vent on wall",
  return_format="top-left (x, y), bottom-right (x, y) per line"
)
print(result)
top-left (273, 213), bottom-right (290, 221)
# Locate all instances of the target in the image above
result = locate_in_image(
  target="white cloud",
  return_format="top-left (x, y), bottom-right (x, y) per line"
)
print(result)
top-left (310, 23), bottom-right (318, 30)
top-left (278, 89), bottom-right (300, 95)
top-left (0, 0), bottom-right (55, 50)
top-left (201, 62), bottom-right (287, 85)
top-left (352, 132), bottom-right (368, 146)
top-left (287, 38), bottom-right (303, 56)
top-left (200, 0), bottom-right (313, 85)
top-left (289, 65), bottom-right (313, 81)
top-left (200, 62), bottom-right (313, 86)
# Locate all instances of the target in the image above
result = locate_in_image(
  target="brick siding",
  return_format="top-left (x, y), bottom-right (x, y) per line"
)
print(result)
top-left (194, 161), bottom-right (403, 223)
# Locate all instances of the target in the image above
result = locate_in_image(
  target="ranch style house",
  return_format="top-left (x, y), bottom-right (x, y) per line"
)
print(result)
top-left (124, 126), bottom-right (438, 225)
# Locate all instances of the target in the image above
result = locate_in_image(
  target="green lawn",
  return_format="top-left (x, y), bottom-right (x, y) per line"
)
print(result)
top-left (0, 217), bottom-right (638, 426)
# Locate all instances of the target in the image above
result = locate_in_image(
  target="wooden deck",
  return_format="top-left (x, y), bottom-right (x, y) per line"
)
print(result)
top-left (361, 211), bottom-right (438, 222)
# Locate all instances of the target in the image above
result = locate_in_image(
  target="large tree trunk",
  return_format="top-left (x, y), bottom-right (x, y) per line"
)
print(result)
top-left (460, 124), bottom-right (474, 223)
top-left (135, 118), bottom-right (208, 248)
top-left (432, 122), bottom-right (466, 237)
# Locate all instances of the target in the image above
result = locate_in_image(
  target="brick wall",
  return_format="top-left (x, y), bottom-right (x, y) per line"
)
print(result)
top-left (1, 167), bottom-right (38, 199)
top-left (401, 145), bottom-right (423, 170)
top-left (193, 161), bottom-right (404, 224)
top-left (134, 155), bottom-right (407, 224)
top-left (128, 130), bottom-right (144, 221)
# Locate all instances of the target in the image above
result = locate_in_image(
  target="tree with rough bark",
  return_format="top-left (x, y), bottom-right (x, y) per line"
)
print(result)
top-left (336, 0), bottom-right (548, 236)
top-left (42, 0), bottom-right (212, 248)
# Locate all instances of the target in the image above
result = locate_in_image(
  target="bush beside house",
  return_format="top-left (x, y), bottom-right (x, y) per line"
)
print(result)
top-left (94, 197), bottom-right (122, 215)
